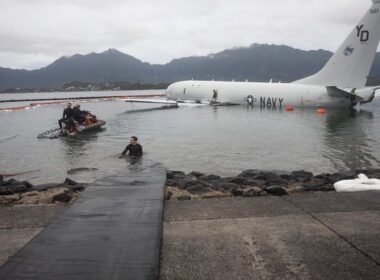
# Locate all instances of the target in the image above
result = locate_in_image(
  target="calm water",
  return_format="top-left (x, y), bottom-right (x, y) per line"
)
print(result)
top-left (1, 90), bottom-right (380, 184)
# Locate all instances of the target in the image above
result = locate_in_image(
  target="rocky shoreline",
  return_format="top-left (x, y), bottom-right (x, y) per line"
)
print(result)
top-left (0, 175), bottom-right (86, 205)
top-left (2, 168), bottom-right (380, 205)
top-left (165, 169), bottom-right (380, 200)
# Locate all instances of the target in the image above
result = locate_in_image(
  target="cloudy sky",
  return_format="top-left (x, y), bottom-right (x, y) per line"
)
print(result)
top-left (0, 0), bottom-right (375, 70)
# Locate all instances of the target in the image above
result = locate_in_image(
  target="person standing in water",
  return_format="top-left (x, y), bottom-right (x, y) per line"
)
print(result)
top-left (119, 136), bottom-right (143, 157)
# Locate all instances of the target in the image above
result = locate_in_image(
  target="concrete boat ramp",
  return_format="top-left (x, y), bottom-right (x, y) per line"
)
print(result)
top-left (1, 163), bottom-right (380, 279)
top-left (0, 160), bottom-right (166, 280)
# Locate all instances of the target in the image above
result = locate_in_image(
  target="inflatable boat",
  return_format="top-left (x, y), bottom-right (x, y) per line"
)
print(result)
top-left (38, 120), bottom-right (106, 139)
top-left (64, 120), bottom-right (106, 137)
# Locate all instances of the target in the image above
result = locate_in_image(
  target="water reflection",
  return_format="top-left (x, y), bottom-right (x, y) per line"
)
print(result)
top-left (60, 131), bottom-right (100, 164)
top-left (323, 109), bottom-right (380, 171)
top-left (124, 156), bottom-right (143, 167)
top-left (2, 92), bottom-right (380, 184)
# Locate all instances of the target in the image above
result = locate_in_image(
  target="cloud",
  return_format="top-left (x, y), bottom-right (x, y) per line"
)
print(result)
top-left (0, 0), bottom-right (373, 69)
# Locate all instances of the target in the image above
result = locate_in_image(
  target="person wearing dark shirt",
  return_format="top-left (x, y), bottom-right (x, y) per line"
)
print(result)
top-left (72, 104), bottom-right (87, 123)
top-left (72, 104), bottom-right (97, 126)
top-left (120, 136), bottom-right (143, 157)
top-left (58, 103), bottom-right (74, 130)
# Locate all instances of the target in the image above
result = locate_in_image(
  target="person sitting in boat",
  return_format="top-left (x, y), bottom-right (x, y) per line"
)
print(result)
top-left (58, 102), bottom-right (74, 131)
top-left (119, 136), bottom-right (143, 158)
top-left (72, 104), bottom-right (97, 126)
top-left (72, 104), bottom-right (86, 124)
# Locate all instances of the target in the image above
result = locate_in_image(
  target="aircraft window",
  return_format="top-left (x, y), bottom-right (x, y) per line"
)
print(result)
top-left (183, 88), bottom-right (186, 94)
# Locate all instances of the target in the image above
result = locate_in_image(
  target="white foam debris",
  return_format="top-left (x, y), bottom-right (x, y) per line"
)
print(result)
top-left (334, 173), bottom-right (380, 192)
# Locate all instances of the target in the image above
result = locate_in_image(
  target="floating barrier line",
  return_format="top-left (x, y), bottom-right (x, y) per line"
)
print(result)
top-left (0, 94), bottom-right (166, 112)
top-left (0, 94), bottom-right (165, 103)
top-left (0, 105), bottom-right (32, 112)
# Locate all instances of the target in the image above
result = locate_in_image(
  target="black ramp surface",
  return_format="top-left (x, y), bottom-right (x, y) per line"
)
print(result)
top-left (0, 160), bottom-right (166, 280)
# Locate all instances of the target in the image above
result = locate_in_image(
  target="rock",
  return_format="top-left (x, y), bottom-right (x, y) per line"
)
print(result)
top-left (166, 179), bottom-right (178, 187)
top-left (290, 170), bottom-right (313, 181)
top-left (52, 191), bottom-right (73, 203)
top-left (0, 194), bottom-right (20, 204)
top-left (166, 186), bottom-right (193, 200)
top-left (238, 169), bottom-right (260, 178)
top-left (231, 188), bottom-right (244, 196)
top-left (67, 167), bottom-right (98, 175)
top-left (187, 171), bottom-right (205, 180)
top-left (286, 183), bottom-right (304, 194)
top-left (177, 195), bottom-right (191, 201)
top-left (182, 179), bottom-right (202, 189)
top-left (249, 180), bottom-right (267, 188)
top-left (239, 170), bottom-right (287, 185)
top-left (0, 179), bottom-right (34, 195)
top-left (165, 190), bottom-right (173, 200)
top-left (64, 178), bottom-right (79, 186)
top-left (33, 183), bottom-right (62, 191)
top-left (314, 173), bottom-right (351, 186)
top-left (221, 177), bottom-right (253, 185)
top-left (64, 183), bottom-right (86, 192)
top-left (261, 172), bottom-right (286, 185)
top-left (17, 187), bottom-right (73, 204)
top-left (265, 185), bottom-right (288, 196)
top-left (187, 184), bottom-right (211, 194)
top-left (238, 169), bottom-right (258, 178)
top-left (303, 183), bottom-right (334, 192)
top-left (201, 191), bottom-right (231, 199)
top-left (33, 182), bottom-right (86, 192)
top-left (334, 171), bottom-right (356, 180)
top-left (167, 171), bottom-right (188, 180)
top-left (214, 183), bottom-right (240, 192)
top-left (259, 191), bottom-right (271, 196)
top-left (278, 173), bottom-right (292, 180)
top-left (239, 170), bottom-right (289, 183)
top-left (198, 174), bottom-right (221, 181)
top-left (166, 178), bottom-right (195, 190)
top-left (314, 173), bottom-right (332, 182)
top-left (59, 179), bottom-right (86, 192)
top-left (242, 187), bottom-right (262, 197)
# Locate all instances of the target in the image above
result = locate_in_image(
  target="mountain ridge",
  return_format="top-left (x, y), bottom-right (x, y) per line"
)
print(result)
top-left (1, 44), bottom-right (380, 90)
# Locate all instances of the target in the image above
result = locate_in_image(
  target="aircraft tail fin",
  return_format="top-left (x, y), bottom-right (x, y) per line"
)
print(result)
top-left (294, 1), bottom-right (380, 88)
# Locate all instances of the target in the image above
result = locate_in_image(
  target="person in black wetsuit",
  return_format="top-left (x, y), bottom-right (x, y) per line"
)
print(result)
top-left (72, 104), bottom-right (87, 124)
top-left (119, 136), bottom-right (143, 157)
top-left (58, 102), bottom-right (74, 130)
top-left (72, 104), bottom-right (97, 126)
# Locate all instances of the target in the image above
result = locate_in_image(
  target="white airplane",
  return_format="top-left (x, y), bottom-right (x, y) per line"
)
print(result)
top-left (166, 0), bottom-right (380, 109)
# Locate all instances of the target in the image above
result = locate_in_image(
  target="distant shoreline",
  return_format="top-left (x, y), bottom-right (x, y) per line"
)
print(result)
top-left (0, 81), bottom-right (169, 94)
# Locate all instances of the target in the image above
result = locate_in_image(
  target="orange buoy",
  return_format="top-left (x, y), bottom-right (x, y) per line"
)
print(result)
top-left (285, 105), bottom-right (294, 112)
top-left (316, 108), bottom-right (327, 114)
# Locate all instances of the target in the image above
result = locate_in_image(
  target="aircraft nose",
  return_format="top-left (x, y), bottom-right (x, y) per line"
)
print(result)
top-left (165, 85), bottom-right (173, 99)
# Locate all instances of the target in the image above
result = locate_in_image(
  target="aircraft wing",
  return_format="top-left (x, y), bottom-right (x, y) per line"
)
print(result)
top-left (124, 98), bottom-right (237, 107)
top-left (125, 98), bottom-right (178, 105)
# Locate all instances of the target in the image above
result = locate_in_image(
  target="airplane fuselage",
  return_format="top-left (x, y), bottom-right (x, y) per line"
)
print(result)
top-left (166, 81), bottom-right (353, 108)
top-left (166, 1), bottom-right (380, 109)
